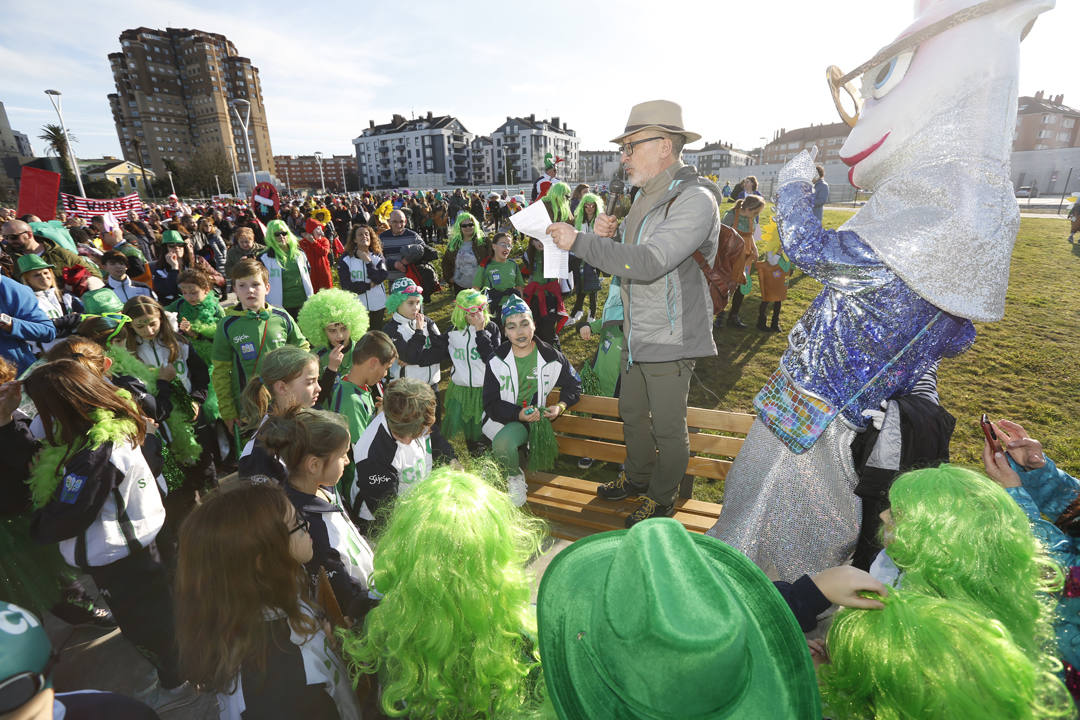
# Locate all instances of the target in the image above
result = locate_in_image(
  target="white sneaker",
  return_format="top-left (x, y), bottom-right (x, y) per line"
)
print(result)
top-left (508, 473), bottom-right (527, 507)
top-left (569, 310), bottom-right (584, 324)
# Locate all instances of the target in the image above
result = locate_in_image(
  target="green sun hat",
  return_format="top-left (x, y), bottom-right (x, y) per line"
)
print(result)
top-left (161, 230), bottom-right (187, 246)
top-left (0, 602), bottom-right (54, 708)
top-left (537, 518), bottom-right (821, 720)
top-left (15, 254), bottom-right (55, 277)
top-left (81, 287), bottom-right (124, 315)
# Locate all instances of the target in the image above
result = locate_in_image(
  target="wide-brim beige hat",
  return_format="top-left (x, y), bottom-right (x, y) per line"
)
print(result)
top-left (610, 100), bottom-right (702, 145)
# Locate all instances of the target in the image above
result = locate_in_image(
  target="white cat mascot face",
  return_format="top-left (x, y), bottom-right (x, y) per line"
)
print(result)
top-left (834, 0), bottom-right (1054, 322)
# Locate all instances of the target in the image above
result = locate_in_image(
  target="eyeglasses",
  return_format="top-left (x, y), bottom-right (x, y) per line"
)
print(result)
top-left (2, 231), bottom-right (28, 241)
top-left (618, 136), bottom-right (666, 157)
top-left (456, 302), bottom-right (486, 314)
top-left (0, 651), bottom-right (58, 713)
top-left (460, 223), bottom-right (474, 229)
top-left (289, 514), bottom-right (310, 536)
top-left (826, 0), bottom-right (1023, 127)
top-left (275, 231), bottom-right (289, 237)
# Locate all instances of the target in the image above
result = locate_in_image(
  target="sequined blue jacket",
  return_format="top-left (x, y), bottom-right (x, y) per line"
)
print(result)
top-left (1004, 455), bottom-right (1080, 672)
top-left (774, 181), bottom-right (975, 428)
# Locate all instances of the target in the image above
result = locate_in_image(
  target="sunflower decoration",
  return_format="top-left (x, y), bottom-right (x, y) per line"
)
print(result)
top-left (311, 207), bottom-right (333, 224)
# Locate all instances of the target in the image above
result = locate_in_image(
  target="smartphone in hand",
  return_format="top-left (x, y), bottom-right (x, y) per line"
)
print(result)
top-left (980, 413), bottom-right (1002, 455)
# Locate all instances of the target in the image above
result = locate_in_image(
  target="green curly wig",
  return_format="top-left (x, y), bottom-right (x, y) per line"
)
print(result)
top-left (820, 589), bottom-right (1074, 720)
top-left (297, 288), bottom-right (370, 350)
top-left (573, 193), bottom-right (606, 230)
top-left (446, 211), bottom-right (487, 253)
top-left (450, 288), bottom-right (491, 330)
top-left (339, 467), bottom-right (549, 719)
top-left (542, 182), bottom-right (572, 223)
top-left (886, 465), bottom-right (1063, 659)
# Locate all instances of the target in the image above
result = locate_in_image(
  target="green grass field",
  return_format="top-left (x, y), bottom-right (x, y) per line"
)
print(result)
top-left (420, 206), bottom-right (1079, 503)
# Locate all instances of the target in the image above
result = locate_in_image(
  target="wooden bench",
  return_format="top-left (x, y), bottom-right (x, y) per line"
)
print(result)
top-left (526, 392), bottom-right (755, 540)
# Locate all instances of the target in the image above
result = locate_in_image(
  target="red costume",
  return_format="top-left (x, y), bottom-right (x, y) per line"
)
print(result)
top-left (300, 220), bottom-right (333, 292)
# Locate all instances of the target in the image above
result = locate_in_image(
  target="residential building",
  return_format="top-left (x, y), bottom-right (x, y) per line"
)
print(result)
top-left (83, 157), bottom-right (156, 195)
top-left (1014, 91), bottom-right (1080, 152)
top-left (274, 154), bottom-right (354, 192)
top-left (490, 115), bottom-right (579, 186)
top-left (352, 112), bottom-right (473, 189)
top-left (12, 132), bottom-right (32, 158)
top-left (761, 122), bottom-right (850, 165)
top-left (579, 150), bottom-right (620, 183)
top-left (683, 141), bottom-right (753, 177)
top-left (107, 27), bottom-right (275, 180)
top-left (469, 136), bottom-right (496, 185)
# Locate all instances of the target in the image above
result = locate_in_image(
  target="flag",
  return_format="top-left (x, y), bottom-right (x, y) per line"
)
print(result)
top-left (17, 166), bottom-right (62, 220)
top-left (60, 192), bottom-right (146, 220)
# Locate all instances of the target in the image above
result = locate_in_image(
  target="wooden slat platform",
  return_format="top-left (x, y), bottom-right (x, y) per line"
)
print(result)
top-left (526, 473), bottom-right (723, 540)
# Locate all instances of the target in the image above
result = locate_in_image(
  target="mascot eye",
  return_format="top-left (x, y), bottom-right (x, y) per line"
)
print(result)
top-left (864, 50), bottom-right (915, 100)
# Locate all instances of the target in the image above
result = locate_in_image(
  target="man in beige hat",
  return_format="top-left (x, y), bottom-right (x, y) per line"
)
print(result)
top-left (548, 99), bottom-right (721, 526)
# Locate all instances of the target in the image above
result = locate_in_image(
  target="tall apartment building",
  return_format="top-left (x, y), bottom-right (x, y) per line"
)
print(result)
top-left (1014, 91), bottom-right (1080, 151)
top-left (579, 150), bottom-right (620, 183)
top-left (107, 27), bottom-right (274, 181)
top-left (762, 122), bottom-right (850, 165)
top-left (490, 115), bottom-right (579, 186)
top-left (469, 136), bottom-right (496, 185)
top-left (352, 112), bottom-right (473, 189)
top-left (274, 154), bottom-right (354, 192)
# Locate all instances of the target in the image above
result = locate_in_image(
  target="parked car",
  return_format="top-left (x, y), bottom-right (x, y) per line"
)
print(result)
top-left (1015, 186), bottom-right (1038, 198)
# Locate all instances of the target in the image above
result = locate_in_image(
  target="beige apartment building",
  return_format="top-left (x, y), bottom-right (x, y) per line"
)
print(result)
top-left (1014, 91), bottom-right (1079, 152)
top-left (107, 27), bottom-right (274, 180)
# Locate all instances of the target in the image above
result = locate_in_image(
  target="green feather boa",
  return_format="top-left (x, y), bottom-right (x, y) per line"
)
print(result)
top-left (28, 409), bottom-right (138, 509)
top-left (580, 361), bottom-right (601, 397)
top-left (106, 344), bottom-right (201, 471)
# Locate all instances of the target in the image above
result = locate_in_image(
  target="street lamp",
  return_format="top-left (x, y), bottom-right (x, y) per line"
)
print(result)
top-left (214, 174), bottom-right (222, 196)
top-left (340, 161), bottom-right (347, 193)
top-left (167, 170), bottom-right (176, 196)
top-left (314, 151), bottom-right (326, 194)
top-left (230, 99), bottom-right (258, 194)
top-left (44, 89), bottom-right (86, 197)
top-left (226, 145), bottom-right (240, 197)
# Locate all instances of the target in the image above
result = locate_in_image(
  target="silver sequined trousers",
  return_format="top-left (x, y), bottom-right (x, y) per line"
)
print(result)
top-left (707, 418), bottom-right (861, 583)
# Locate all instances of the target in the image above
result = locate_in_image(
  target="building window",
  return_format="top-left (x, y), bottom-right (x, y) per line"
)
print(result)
top-left (1064, 118), bottom-right (1077, 129)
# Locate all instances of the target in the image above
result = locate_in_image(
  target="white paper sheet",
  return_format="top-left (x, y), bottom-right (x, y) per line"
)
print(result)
top-left (509, 201), bottom-right (570, 279)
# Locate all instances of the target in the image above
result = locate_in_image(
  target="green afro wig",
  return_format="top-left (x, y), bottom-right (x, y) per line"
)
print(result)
top-left (446, 211), bottom-right (487, 253)
top-left (543, 182), bottom-right (572, 223)
top-left (450, 288), bottom-right (491, 330)
top-left (338, 466), bottom-right (549, 719)
top-left (297, 288), bottom-right (370, 350)
top-left (820, 589), bottom-right (1074, 720)
top-left (573, 193), bottom-right (606, 230)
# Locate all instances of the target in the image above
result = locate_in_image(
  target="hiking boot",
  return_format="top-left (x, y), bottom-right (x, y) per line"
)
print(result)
top-left (624, 497), bottom-right (676, 528)
top-left (597, 472), bottom-right (647, 501)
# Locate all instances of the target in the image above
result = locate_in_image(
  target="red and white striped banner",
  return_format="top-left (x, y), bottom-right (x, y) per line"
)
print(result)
top-left (60, 192), bottom-right (146, 220)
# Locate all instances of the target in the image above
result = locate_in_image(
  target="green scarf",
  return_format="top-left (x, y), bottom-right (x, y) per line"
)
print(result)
top-left (28, 409), bottom-right (138, 509)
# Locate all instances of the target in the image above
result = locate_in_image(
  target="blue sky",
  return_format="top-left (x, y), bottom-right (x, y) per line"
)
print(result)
top-left (2, 0), bottom-right (1075, 161)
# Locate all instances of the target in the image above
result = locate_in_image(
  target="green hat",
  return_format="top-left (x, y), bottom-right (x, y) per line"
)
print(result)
top-left (28, 222), bottom-right (77, 254)
top-left (537, 519), bottom-right (821, 719)
top-left (161, 230), bottom-right (187, 246)
top-left (81, 287), bottom-right (124, 315)
top-left (0, 602), bottom-right (53, 708)
top-left (15, 254), bottom-right (54, 277)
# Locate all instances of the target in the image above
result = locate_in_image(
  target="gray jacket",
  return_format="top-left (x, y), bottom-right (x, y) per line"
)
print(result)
top-left (573, 164), bottom-right (720, 363)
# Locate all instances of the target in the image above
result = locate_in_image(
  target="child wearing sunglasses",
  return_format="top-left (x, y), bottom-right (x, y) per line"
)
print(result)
top-left (441, 212), bottom-right (490, 294)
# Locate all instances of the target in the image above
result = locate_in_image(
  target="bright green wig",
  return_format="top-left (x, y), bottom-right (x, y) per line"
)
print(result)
top-left (542, 182), bottom-right (571, 223)
top-left (339, 466), bottom-right (548, 719)
top-left (819, 589), bottom-right (1073, 720)
top-left (385, 278), bottom-right (422, 317)
top-left (573, 193), bottom-right (606, 230)
top-left (264, 219), bottom-right (299, 264)
top-left (446, 211), bottom-right (487, 253)
top-left (296, 288), bottom-right (370, 350)
top-left (886, 465), bottom-right (1062, 658)
top-left (450, 288), bottom-right (491, 330)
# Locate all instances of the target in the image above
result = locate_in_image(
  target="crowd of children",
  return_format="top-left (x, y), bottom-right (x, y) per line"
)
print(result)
top-left (3, 192), bottom-right (1079, 720)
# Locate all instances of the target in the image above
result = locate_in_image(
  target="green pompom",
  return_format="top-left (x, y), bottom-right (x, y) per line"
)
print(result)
top-left (580, 362), bottom-right (601, 397)
top-left (527, 417), bottom-right (558, 471)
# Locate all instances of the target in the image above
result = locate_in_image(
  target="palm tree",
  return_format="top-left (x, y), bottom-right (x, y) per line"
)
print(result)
top-left (38, 123), bottom-right (77, 175)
